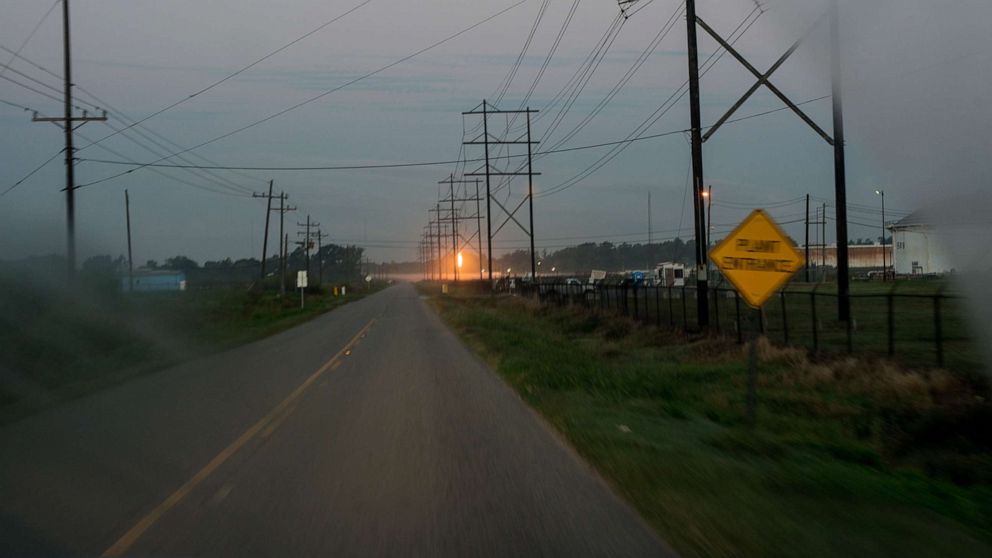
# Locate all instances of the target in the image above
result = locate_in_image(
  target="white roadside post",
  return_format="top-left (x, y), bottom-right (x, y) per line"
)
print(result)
top-left (297, 270), bottom-right (308, 309)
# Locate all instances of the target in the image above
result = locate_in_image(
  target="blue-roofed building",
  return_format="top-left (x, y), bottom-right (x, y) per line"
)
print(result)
top-left (123, 270), bottom-right (187, 292)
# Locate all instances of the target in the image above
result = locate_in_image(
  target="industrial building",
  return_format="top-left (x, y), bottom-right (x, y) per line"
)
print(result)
top-left (122, 270), bottom-right (187, 292)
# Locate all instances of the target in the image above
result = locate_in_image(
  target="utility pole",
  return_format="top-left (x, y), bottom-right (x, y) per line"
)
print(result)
top-left (253, 180), bottom-right (275, 281)
top-left (438, 176), bottom-right (484, 283)
top-left (706, 185), bottom-right (712, 252)
top-left (28, 0), bottom-right (107, 278)
top-left (424, 225), bottom-right (433, 281)
top-left (526, 107), bottom-right (537, 280)
top-left (831, 0), bottom-right (851, 320)
top-left (805, 193), bottom-right (811, 282)
top-left (449, 174), bottom-right (458, 281)
top-left (475, 178), bottom-right (483, 280)
top-left (283, 233), bottom-right (289, 294)
top-left (304, 215), bottom-right (311, 278)
top-left (296, 216), bottom-right (319, 280)
top-left (483, 101), bottom-right (492, 283)
top-left (276, 193), bottom-right (296, 296)
top-left (685, 0), bottom-right (710, 327)
top-left (316, 228), bottom-right (328, 286)
top-left (280, 193), bottom-right (286, 295)
top-left (822, 202), bottom-right (827, 270)
top-left (125, 189), bottom-right (133, 292)
top-left (436, 204), bottom-right (443, 281)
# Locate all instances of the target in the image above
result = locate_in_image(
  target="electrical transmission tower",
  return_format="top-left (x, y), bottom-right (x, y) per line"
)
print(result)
top-left (438, 175), bottom-right (485, 281)
top-left (624, 0), bottom-right (852, 323)
top-left (462, 101), bottom-right (540, 283)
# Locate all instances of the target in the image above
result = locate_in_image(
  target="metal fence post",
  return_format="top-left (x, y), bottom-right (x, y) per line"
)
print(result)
top-left (887, 292), bottom-right (895, 357)
top-left (735, 291), bottom-right (743, 344)
top-left (846, 298), bottom-right (854, 353)
top-left (633, 285), bottom-right (639, 320)
top-left (780, 291), bottom-right (789, 345)
top-left (810, 286), bottom-right (819, 354)
top-left (668, 286), bottom-right (675, 327)
top-left (681, 285), bottom-right (688, 332)
top-left (655, 286), bottom-right (661, 327)
top-left (934, 292), bottom-right (944, 368)
top-left (713, 287), bottom-right (721, 333)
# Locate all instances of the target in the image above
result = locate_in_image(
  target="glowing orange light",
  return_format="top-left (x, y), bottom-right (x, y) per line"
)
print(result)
top-left (457, 252), bottom-right (464, 268)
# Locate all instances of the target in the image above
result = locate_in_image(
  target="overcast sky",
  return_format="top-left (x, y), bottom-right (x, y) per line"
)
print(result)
top-left (1, 0), bottom-right (990, 264)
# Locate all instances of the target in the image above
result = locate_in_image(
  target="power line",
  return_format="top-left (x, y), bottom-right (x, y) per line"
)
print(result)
top-left (0, 47), bottom-right (263, 191)
top-left (77, 94), bottom-right (830, 173)
top-left (545, 2), bottom-right (685, 153)
top-left (76, 0), bottom-right (528, 190)
top-left (492, 0), bottom-right (550, 106)
top-left (0, 97), bottom-right (34, 111)
top-left (537, 5), bottom-right (766, 199)
top-left (0, 0), bottom-right (60, 82)
top-left (2, 147), bottom-right (64, 196)
top-left (76, 0), bottom-right (374, 152)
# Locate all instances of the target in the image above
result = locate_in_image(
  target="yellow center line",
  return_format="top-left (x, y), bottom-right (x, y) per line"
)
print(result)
top-left (102, 319), bottom-right (375, 557)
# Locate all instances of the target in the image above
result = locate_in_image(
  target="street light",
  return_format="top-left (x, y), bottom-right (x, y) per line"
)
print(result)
top-left (875, 189), bottom-right (886, 280)
top-left (457, 252), bottom-right (463, 269)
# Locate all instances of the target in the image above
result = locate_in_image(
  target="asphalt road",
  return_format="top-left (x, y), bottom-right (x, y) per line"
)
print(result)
top-left (0, 283), bottom-right (673, 557)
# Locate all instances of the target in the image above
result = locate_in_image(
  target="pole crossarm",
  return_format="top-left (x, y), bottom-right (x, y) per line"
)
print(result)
top-left (463, 140), bottom-right (539, 145)
top-left (696, 16), bottom-right (834, 145)
top-left (465, 171), bottom-right (541, 177)
top-left (32, 111), bottom-right (107, 123)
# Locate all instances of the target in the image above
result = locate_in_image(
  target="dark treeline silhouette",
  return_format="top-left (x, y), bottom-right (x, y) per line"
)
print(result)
top-left (1, 243), bottom-right (365, 290)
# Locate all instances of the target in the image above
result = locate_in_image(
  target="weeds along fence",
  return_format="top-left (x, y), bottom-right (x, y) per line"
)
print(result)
top-left (511, 280), bottom-right (980, 372)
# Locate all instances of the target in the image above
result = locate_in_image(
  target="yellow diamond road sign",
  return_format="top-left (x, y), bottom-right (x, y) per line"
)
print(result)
top-left (709, 209), bottom-right (805, 308)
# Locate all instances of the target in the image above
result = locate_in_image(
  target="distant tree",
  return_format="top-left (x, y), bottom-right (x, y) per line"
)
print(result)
top-left (234, 258), bottom-right (259, 268)
top-left (80, 254), bottom-right (124, 293)
top-left (203, 258), bottom-right (234, 269)
top-left (163, 255), bottom-right (199, 271)
top-left (81, 255), bottom-right (117, 275)
top-left (145, 259), bottom-right (158, 269)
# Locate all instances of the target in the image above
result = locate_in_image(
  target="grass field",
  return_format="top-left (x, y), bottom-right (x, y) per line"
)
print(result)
top-left (0, 275), bottom-right (374, 424)
top-left (428, 290), bottom-right (992, 557)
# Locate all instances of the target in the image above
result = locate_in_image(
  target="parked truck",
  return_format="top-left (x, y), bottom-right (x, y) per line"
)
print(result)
top-left (654, 262), bottom-right (686, 287)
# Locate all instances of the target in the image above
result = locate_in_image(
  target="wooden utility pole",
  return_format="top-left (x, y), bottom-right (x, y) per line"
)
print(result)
top-left (252, 180), bottom-right (275, 281)
top-left (125, 189), bottom-right (133, 292)
top-left (805, 193), bottom-right (811, 282)
top-left (831, 0), bottom-right (851, 321)
top-left (29, 0), bottom-right (106, 278)
top-left (276, 193), bottom-right (296, 296)
top-left (685, 0), bottom-right (710, 327)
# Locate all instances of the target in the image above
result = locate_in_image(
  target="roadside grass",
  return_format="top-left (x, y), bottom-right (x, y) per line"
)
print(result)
top-left (0, 276), bottom-right (376, 424)
top-left (428, 291), bottom-right (992, 558)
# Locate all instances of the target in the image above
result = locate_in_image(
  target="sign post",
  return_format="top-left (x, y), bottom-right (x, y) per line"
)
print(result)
top-left (710, 209), bottom-right (804, 424)
top-left (296, 270), bottom-right (308, 309)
